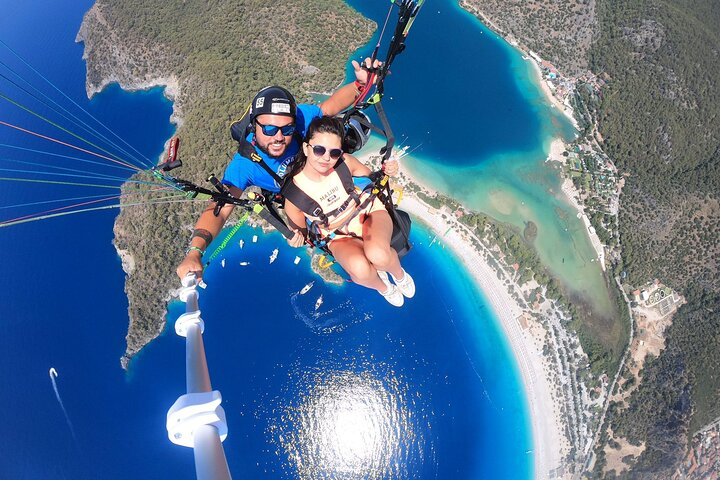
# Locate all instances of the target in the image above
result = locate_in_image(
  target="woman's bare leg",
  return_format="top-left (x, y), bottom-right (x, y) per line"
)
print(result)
top-left (329, 238), bottom-right (388, 292)
top-left (361, 210), bottom-right (403, 278)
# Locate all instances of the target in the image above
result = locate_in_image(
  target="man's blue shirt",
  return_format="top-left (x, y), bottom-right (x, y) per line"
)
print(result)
top-left (222, 103), bottom-right (322, 192)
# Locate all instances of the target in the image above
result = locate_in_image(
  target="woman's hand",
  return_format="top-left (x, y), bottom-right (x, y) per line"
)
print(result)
top-left (287, 229), bottom-right (306, 248)
top-left (383, 159), bottom-right (399, 177)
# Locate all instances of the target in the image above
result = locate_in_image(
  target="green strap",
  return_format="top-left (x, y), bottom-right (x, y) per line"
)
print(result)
top-left (205, 210), bottom-right (251, 265)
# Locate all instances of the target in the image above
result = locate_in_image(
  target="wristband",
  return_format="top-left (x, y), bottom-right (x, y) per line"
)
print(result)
top-left (191, 228), bottom-right (213, 245)
top-left (185, 245), bottom-right (205, 257)
top-left (354, 80), bottom-right (366, 91)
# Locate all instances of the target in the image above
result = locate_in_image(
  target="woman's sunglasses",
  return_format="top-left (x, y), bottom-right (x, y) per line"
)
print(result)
top-left (308, 143), bottom-right (343, 160)
top-left (255, 120), bottom-right (296, 137)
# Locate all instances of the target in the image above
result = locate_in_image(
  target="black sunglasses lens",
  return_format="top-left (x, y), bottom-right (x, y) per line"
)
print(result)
top-left (265, 126), bottom-right (278, 136)
top-left (311, 145), bottom-right (343, 159)
top-left (259, 123), bottom-right (295, 136)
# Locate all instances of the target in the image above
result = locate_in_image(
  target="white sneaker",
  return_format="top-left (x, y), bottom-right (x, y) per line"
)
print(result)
top-left (391, 269), bottom-right (415, 298)
top-left (378, 271), bottom-right (404, 307)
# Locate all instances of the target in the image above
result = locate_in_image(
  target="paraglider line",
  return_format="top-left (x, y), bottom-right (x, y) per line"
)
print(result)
top-left (0, 119), bottom-right (141, 171)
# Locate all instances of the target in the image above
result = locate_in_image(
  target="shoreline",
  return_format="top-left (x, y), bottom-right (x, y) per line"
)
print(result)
top-left (526, 58), bottom-right (579, 130)
top-left (359, 141), bottom-right (568, 478)
top-left (546, 138), bottom-right (607, 270)
top-left (400, 192), bottom-right (564, 479)
top-left (88, 76), bottom-right (184, 132)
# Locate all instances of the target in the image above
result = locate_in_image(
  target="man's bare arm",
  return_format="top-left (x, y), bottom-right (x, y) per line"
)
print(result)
top-left (176, 186), bottom-right (243, 279)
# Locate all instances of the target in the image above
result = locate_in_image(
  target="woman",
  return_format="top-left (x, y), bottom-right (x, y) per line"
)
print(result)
top-left (283, 116), bottom-right (414, 307)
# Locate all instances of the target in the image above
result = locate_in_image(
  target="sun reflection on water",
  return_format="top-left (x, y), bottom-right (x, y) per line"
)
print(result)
top-left (274, 368), bottom-right (423, 479)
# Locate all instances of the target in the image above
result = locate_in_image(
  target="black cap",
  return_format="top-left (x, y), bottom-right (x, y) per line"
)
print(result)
top-left (250, 86), bottom-right (297, 121)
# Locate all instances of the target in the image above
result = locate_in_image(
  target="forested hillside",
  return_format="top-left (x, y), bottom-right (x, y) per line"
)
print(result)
top-left (462, 0), bottom-right (596, 76)
top-left (588, 0), bottom-right (720, 476)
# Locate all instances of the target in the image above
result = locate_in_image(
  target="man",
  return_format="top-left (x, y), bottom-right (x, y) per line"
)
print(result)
top-left (176, 59), bottom-right (379, 280)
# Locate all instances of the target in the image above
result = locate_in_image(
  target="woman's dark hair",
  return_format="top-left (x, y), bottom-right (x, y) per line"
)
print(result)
top-left (285, 116), bottom-right (345, 179)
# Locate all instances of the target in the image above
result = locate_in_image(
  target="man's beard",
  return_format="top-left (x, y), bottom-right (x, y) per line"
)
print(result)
top-left (257, 139), bottom-right (287, 159)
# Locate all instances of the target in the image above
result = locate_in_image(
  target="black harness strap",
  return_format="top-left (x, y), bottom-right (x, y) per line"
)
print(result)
top-left (236, 140), bottom-right (284, 186)
top-left (281, 159), bottom-right (360, 227)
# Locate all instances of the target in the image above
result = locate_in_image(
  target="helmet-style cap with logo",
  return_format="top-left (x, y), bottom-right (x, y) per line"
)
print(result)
top-left (250, 86), bottom-right (297, 121)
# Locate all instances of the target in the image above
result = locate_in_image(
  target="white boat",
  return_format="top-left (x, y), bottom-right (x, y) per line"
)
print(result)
top-left (239, 261), bottom-right (250, 266)
top-left (294, 256), bottom-right (301, 265)
top-left (299, 281), bottom-right (314, 295)
top-left (221, 259), bottom-right (226, 268)
top-left (269, 248), bottom-right (278, 264)
top-left (315, 294), bottom-right (323, 311)
top-left (398, 145), bottom-right (410, 158)
top-left (239, 239), bottom-right (244, 249)
top-left (252, 235), bottom-right (258, 243)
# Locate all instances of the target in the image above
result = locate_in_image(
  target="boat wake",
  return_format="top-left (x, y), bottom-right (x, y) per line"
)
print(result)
top-left (49, 367), bottom-right (79, 443)
top-left (290, 292), bottom-right (371, 334)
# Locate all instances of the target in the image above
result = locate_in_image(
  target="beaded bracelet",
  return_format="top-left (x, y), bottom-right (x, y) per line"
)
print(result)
top-left (185, 245), bottom-right (205, 256)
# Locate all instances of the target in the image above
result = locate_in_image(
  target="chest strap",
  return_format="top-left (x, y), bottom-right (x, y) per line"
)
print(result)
top-left (236, 134), bottom-right (302, 187)
top-left (281, 158), bottom-right (361, 228)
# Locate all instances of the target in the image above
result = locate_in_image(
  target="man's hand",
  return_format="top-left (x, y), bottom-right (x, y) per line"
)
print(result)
top-left (382, 159), bottom-right (400, 177)
top-left (352, 58), bottom-right (383, 86)
top-left (287, 229), bottom-right (306, 248)
top-left (176, 250), bottom-right (204, 281)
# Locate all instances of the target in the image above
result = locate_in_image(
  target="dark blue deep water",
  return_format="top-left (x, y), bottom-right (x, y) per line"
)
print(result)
top-left (1, 1), bottom-right (532, 478)
top-left (344, 0), bottom-right (554, 166)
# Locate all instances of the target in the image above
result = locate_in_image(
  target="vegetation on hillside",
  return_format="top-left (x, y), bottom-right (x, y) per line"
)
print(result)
top-left (461, 0), bottom-right (719, 475)
top-left (420, 190), bottom-right (629, 376)
top-left (461, 0), bottom-right (596, 76)
top-left (587, 0), bottom-right (720, 476)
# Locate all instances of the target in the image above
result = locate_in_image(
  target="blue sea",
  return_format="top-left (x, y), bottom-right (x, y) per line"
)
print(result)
top-left (0, 1), bottom-right (539, 478)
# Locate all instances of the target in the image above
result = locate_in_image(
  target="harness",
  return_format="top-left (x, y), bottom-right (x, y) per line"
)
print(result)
top-left (281, 159), bottom-right (360, 227)
top-left (282, 159), bottom-right (411, 259)
top-left (281, 159), bottom-right (370, 247)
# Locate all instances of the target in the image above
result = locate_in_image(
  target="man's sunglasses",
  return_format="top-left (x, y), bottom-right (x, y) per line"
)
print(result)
top-left (308, 143), bottom-right (343, 160)
top-left (255, 120), bottom-right (296, 137)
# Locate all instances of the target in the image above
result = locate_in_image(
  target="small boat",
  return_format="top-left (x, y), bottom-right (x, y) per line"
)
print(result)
top-left (239, 261), bottom-right (250, 266)
top-left (294, 256), bottom-right (301, 265)
top-left (315, 294), bottom-right (323, 311)
top-left (239, 240), bottom-right (244, 249)
top-left (252, 235), bottom-right (258, 243)
top-left (300, 281), bottom-right (314, 295)
top-left (269, 248), bottom-right (278, 264)
top-left (221, 259), bottom-right (226, 268)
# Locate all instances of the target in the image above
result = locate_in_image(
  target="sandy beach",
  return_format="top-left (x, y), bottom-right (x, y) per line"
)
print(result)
top-left (546, 138), bottom-right (607, 270)
top-left (526, 58), bottom-right (579, 130)
top-left (354, 33), bottom-right (592, 473)
top-left (396, 187), bottom-right (565, 479)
